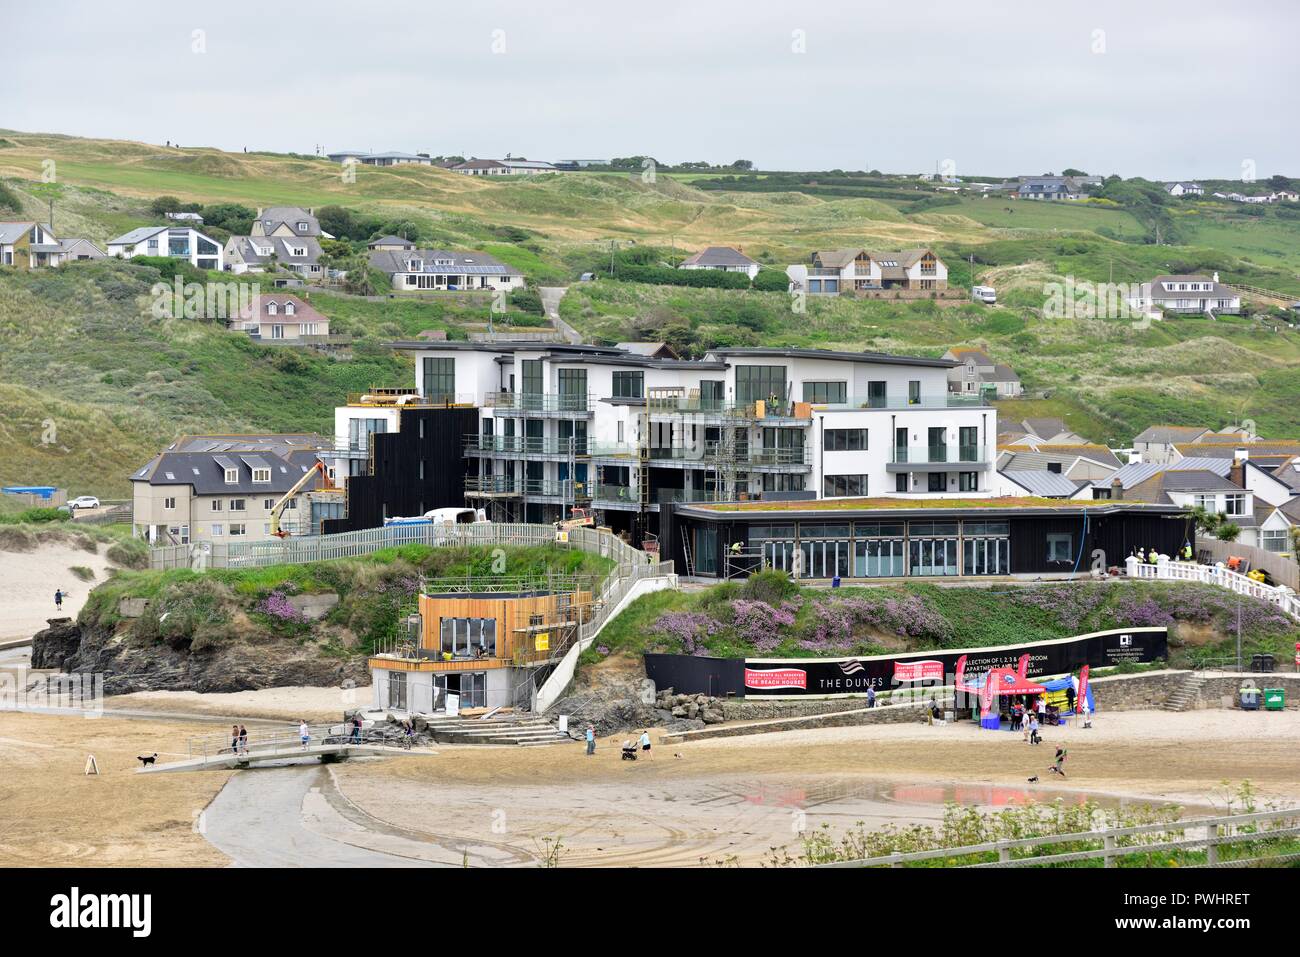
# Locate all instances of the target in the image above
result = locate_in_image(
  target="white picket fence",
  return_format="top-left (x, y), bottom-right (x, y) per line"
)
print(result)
top-left (1126, 555), bottom-right (1300, 621)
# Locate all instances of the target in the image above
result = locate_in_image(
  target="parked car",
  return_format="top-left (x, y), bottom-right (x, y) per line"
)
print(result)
top-left (69, 496), bottom-right (100, 510)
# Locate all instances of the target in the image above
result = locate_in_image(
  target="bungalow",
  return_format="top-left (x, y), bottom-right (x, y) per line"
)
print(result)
top-left (57, 237), bottom-right (106, 262)
top-left (327, 151), bottom-right (433, 167)
top-left (1164, 182), bottom-right (1204, 197)
top-left (368, 247), bottom-right (524, 292)
top-left (451, 158), bottom-right (558, 176)
top-left (106, 225), bottom-right (223, 271)
top-left (678, 246), bottom-right (760, 279)
top-left (1017, 177), bottom-right (1080, 201)
top-left (229, 293), bottom-right (330, 341)
top-left (787, 248), bottom-right (948, 295)
top-left (942, 347), bottom-right (1022, 398)
top-left (1126, 273), bottom-right (1241, 317)
top-left (996, 444), bottom-right (1121, 483)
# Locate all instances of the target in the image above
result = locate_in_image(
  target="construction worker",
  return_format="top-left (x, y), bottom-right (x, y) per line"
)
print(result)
top-left (1181, 542), bottom-right (1193, 561)
top-left (1146, 547), bottom-right (1158, 564)
top-left (730, 541), bottom-right (743, 556)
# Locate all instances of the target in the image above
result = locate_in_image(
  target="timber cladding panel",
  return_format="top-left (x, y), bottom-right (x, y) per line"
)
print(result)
top-left (418, 591), bottom-right (591, 660)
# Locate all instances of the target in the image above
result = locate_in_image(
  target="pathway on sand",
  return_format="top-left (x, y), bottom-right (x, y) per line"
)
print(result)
top-left (201, 763), bottom-right (533, 867)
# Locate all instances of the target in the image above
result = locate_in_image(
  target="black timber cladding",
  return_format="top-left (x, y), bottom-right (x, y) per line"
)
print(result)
top-left (324, 406), bottom-right (479, 532)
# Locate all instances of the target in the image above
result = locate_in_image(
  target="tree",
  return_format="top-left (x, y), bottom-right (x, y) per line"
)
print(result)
top-left (1061, 168), bottom-right (1087, 177)
top-left (731, 159), bottom-right (754, 170)
top-left (150, 195), bottom-right (184, 216)
top-left (198, 203), bottom-right (255, 235)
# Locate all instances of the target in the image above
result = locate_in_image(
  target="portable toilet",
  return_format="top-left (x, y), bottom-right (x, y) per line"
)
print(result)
top-left (1239, 686), bottom-right (1261, 711)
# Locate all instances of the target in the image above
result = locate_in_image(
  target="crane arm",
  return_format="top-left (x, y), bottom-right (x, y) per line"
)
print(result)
top-left (270, 460), bottom-right (329, 538)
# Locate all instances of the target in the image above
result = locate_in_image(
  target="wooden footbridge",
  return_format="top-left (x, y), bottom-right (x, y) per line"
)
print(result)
top-left (137, 722), bottom-right (430, 773)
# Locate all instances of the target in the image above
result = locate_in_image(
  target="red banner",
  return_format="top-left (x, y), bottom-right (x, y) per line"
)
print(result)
top-left (744, 667), bottom-right (807, 691)
top-left (894, 659), bottom-right (944, 682)
top-left (1077, 665), bottom-right (1090, 713)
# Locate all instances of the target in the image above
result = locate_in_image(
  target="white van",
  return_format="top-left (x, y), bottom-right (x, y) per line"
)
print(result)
top-left (972, 285), bottom-right (997, 305)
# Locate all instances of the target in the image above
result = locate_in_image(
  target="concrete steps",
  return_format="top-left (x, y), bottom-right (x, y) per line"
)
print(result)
top-left (1162, 673), bottom-right (1207, 712)
top-left (419, 715), bottom-right (569, 747)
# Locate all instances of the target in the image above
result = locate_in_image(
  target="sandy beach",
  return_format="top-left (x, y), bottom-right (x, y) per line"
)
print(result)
top-left (2, 703), bottom-right (1296, 868)
top-left (0, 539), bottom-right (116, 642)
top-left (106, 686), bottom-right (372, 723)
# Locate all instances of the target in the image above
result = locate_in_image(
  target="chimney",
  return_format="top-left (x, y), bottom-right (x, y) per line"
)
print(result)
top-left (1230, 450), bottom-right (1247, 488)
top-left (256, 207), bottom-right (263, 217)
top-left (1110, 477), bottom-right (1123, 501)
top-left (1213, 271), bottom-right (1219, 283)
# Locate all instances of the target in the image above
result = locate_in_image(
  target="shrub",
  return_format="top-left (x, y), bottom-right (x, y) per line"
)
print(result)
top-left (107, 539), bottom-right (149, 570)
top-left (69, 566), bottom-right (96, 582)
top-left (752, 269), bottom-right (790, 292)
top-left (740, 568), bottom-right (798, 605)
top-left (0, 507), bottom-right (68, 525)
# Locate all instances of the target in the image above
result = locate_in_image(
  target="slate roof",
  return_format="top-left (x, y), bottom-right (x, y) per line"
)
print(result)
top-left (254, 206), bottom-right (320, 237)
top-left (227, 235), bottom-right (323, 266)
top-left (1133, 425), bottom-right (1212, 444)
top-left (681, 246), bottom-right (758, 268)
top-left (0, 222), bottom-right (39, 244)
top-left (999, 469), bottom-right (1081, 497)
top-left (233, 294), bottom-right (328, 325)
top-left (368, 248), bottom-right (515, 276)
top-left (106, 226), bottom-right (168, 246)
top-left (132, 434), bottom-right (330, 495)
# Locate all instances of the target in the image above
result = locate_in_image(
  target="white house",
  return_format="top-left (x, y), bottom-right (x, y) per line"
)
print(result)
top-left (451, 158), bottom-right (558, 176)
top-left (787, 248), bottom-right (948, 295)
top-left (1165, 182), bottom-right (1204, 197)
top-left (106, 225), bottom-right (223, 271)
top-left (1126, 273), bottom-right (1241, 317)
top-left (679, 246), bottom-right (760, 280)
top-left (368, 248), bottom-right (524, 293)
top-left (942, 348), bottom-right (1022, 397)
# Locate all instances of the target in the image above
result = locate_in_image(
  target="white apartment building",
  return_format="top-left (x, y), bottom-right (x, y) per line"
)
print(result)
top-left (382, 341), bottom-right (997, 534)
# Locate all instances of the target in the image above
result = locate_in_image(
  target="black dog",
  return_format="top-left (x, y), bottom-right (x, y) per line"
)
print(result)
top-left (137, 753), bottom-right (158, 767)
top-left (1027, 775), bottom-right (1039, 783)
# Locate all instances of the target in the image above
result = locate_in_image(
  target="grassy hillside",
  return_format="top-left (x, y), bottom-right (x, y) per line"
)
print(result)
top-left (1, 128), bottom-right (1299, 489)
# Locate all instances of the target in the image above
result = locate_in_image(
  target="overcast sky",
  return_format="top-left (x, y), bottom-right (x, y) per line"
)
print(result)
top-left (8, 0), bottom-right (1298, 179)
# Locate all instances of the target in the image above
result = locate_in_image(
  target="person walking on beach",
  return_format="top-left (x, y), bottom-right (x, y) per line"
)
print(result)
top-left (230, 724), bottom-right (240, 754)
top-left (1036, 695), bottom-right (1047, 724)
top-left (299, 720), bottom-right (310, 750)
top-left (639, 729), bottom-right (653, 760)
top-left (351, 715), bottom-right (362, 744)
top-left (1028, 713), bottom-right (1040, 745)
top-left (867, 686), bottom-right (876, 709)
top-left (54, 588), bottom-right (64, 610)
top-left (238, 725), bottom-right (248, 755)
top-left (1049, 746), bottom-right (1068, 777)
top-left (585, 725), bottom-right (595, 756)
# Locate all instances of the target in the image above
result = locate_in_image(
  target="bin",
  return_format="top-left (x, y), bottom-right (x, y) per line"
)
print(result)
top-left (1239, 687), bottom-right (1261, 711)
top-left (1260, 654), bottom-right (1275, 673)
top-left (1264, 688), bottom-right (1285, 711)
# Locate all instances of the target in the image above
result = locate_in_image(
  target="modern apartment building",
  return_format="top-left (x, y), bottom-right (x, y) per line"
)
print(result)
top-left (366, 341), bottom-right (998, 542)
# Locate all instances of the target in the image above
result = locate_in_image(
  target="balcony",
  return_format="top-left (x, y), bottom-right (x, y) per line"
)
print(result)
top-left (347, 388), bottom-right (475, 409)
top-left (464, 477), bottom-right (578, 498)
top-left (647, 396), bottom-right (811, 422)
top-left (886, 447), bottom-right (991, 473)
top-left (465, 435), bottom-right (592, 457)
top-left (484, 391), bottom-right (592, 415)
top-left (810, 393), bottom-right (991, 411)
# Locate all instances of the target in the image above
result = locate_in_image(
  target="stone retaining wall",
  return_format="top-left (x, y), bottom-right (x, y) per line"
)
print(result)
top-left (1088, 670), bottom-right (1300, 711)
top-left (662, 696), bottom-right (954, 743)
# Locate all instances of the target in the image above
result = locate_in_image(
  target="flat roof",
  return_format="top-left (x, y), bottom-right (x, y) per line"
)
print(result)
top-left (675, 497), bottom-right (1187, 519)
top-left (706, 347), bottom-right (957, 369)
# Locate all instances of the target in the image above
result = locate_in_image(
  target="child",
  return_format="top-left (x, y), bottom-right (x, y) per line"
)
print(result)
top-left (1049, 746), bottom-right (1067, 777)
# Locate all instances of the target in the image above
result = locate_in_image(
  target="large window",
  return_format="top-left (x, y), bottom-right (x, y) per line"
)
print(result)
top-left (348, 417), bottom-right (387, 453)
top-left (824, 428), bottom-right (868, 451)
top-left (854, 522), bottom-right (905, 577)
top-left (963, 521), bottom-right (1010, 575)
top-left (960, 426), bottom-right (980, 462)
top-left (1261, 529), bottom-right (1289, 553)
top-left (557, 369), bottom-right (587, 408)
top-left (909, 522), bottom-right (959, 576)
top-left (928, 472), bottom-right (947, 492)
top-left (798, 524), bottom-right (852, 579)
top-left (823, 474), bottom-right (868, 497)
top-left (735, 365), bottom-right (787, 405)
top-left (1224, 493), bottom-right (1246, 516)
top-left (422, 357), bottom-right (455, 403)
top-left (612, 370), bottom-right (644, 399)
top-left (959, 471), bottom-right (979, 492)
top-left (866, 381), bottom-right (887, 408)
top-left (387, 670), bottom-right (407, 710)
top-left (908, 380), bottom-right (921, 405)
top-left (802, 381), bottom-right (847, 404)
top-left (439, 617), bottom-right (499, 658)
top-left (928, 427), bottom-right (948, 462)
top-left (1046, 533), bottom-right (1074, 564)
top-left (521, 359), bottom-right (543, 395)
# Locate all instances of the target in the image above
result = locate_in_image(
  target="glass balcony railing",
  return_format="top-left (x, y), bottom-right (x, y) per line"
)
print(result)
top-left (812, 393), bottom-right (989, 410)
top-left (484, 391), bottom-right (592, 414)
top-left (464, 477), bottom-right (579, 497)
top-left (465, 436), bottom-right (592, 456)
top-left (928, 445), bottom-right (948, 463)
top-left (592, 484), bottom-right (635, 503)
top-left (959, 444), bottom-right (981, 463)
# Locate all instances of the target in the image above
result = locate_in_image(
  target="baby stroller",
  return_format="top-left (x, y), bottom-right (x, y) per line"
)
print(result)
top-left (620, 740), bottom-right (638, 761)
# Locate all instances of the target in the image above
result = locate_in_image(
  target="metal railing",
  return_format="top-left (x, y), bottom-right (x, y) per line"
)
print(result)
top-left (464, 435), bottom-right (591, 456)
top-left (814, 394), bottom-right (990, 411)
top-left (464, 477), bottom-right (579, 498)
top-left (484, 391), bottom-right (593, 414)
top-left (1126, 556), bottom-right (1300, 621)
top-left (346, 389), bottom-right (476, 408)
top-left (185, 721), bottom-right (416, 760)
top-left (820, 807), bottom-right (1300, 868)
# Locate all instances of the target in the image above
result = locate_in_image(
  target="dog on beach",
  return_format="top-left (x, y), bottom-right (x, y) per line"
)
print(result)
top-left (137, 753), bottom-right (158, 767)
top-left (1026, 775), bottom-right (1039, 783)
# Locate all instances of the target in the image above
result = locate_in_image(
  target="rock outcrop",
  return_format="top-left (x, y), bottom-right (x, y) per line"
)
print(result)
top-left (30, 617), bottom-right (367, 695)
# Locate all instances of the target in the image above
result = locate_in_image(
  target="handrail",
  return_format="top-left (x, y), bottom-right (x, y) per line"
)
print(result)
top-left (1126, 556), bottom-right (1300, 622)
top-left (820, 807), bottom-right (1300, 868)
top-left (185, 721), bottom-right (414, 760)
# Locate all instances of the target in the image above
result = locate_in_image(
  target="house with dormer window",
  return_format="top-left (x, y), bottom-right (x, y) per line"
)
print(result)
top-left (786, 248), bottom-right (948, 295)
top-left (367, 247), bottom-right (523, 292)
top-left (1126, 272), bottom-right (1241, 317)
top-left (229, 293), bottom-right (330, 341)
